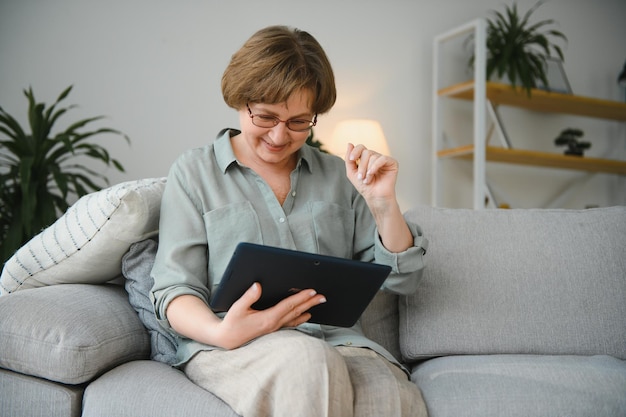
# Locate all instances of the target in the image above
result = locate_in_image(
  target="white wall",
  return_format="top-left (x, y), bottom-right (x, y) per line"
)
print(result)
top-left (1, 0), bottom-right (625, 210)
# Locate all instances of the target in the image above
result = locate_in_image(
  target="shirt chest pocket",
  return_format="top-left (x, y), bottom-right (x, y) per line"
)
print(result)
top-left (310, 201), bottom-right (355, 259)
top-left (203, 201), bottom-right (262, 285)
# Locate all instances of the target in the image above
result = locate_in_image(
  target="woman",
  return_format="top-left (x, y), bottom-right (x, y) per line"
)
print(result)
top-left (151, 25), bottom-right (428, 417)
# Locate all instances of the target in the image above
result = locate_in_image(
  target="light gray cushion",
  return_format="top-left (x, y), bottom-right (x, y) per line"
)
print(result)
top-left (412, 354), bottom-right (626, 417)
top-left (401, 206), bottom-right (626, 361)
top-left (360, 291), bottom-right (401, 364)
top-left (123, 238), bottom-right (178, 365)
top-left (0, 284), bottom-right (150, 384)
top-left (0, 178), bottom-right (166, 295)
top-left (83, 360), bottom-right (240, 417)
top-left (0, 367), bottom-right (84, 417)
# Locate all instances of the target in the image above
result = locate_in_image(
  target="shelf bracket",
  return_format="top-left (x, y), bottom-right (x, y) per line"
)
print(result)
top-left (484, 182), bottom-right (498, 208)
top-left (486, 102), bottom-right (512, 149)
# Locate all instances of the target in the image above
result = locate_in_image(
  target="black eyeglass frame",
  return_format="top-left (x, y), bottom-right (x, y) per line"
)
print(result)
top-left (246, 103), bottom-right (317, 132)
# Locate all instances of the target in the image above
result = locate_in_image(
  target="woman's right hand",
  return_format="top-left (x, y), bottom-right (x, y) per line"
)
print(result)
top-left (217, 283), bottom-right (326, 349)
top-left (166, 283), bottom-right (326, 350)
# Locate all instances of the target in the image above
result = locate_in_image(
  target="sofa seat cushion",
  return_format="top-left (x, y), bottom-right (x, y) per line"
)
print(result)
top-left (83, 360), bottom-right (240, 417)
top-left (412, 354), bottom-right (626, 417)
top-left (401, 206), bottom-right (626, 361)
top-left (0, 367), bottom-right (84, 417)
top-left (0, 284), bottom-right (150, 384)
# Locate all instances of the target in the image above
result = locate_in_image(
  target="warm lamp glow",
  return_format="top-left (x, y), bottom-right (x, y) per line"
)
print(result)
top-left (327, 119), bottom-right (391, 158)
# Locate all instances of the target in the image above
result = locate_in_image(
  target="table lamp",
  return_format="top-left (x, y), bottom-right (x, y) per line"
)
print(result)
top-left (327, 119), bottom-right (391, 158)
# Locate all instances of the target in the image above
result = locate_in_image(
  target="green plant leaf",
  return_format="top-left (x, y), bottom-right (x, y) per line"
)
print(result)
top-left (112, 159), bottom-right (125, 172)
top-left (44, 105), bottom-right (73, 140)
top-left (0, 125), bottom-right (19, 142)
top-left (0, 108), bottom-right (27, 140)
top-left (63, 116), bottom-right (106, 135)
top-left (51, 165), bottom-right (69, 199)
top-left (18, 156), bottom-right (36, 236)
top-left (25, 88), bottom-right (45, 145)
top-left (55, 85), bottom-right (73, 103)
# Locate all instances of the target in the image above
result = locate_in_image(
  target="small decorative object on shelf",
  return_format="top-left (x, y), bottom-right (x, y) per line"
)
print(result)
top-left (554, 128), bottom-right (590, 156)
top-left (618, 59), bottom-right (626, 102)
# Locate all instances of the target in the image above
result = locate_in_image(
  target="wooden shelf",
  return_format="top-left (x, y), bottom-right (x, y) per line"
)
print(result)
top-left (438, 145), bottom-right (626, 175)
top-left (438, 81), bottom-right (626, 121)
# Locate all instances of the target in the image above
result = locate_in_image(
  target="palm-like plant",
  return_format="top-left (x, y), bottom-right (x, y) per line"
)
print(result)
top-left (0, 86), bottom-right (129, 263)
top-left (306, 129), bottom-right (328, 153)
top-left (469, 0), bottom-right (567, 96)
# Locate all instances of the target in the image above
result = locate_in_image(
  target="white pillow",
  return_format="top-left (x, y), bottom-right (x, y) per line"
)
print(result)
top-left (0, 178), bottom-right (166, 295)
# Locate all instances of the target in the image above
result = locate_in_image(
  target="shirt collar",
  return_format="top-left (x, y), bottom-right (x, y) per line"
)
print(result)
top-left (214, 128), bottom-right (239, 174)
top-left (297, 141), bottom-right (314, 174)
top-left (214, 128), bottom-right (314, 174)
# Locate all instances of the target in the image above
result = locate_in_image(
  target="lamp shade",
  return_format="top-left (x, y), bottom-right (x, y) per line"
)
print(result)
top-left (327, 119), bottom-right (391, 158)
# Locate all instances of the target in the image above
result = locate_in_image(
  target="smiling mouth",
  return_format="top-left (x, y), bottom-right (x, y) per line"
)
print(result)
top-left (262, 139), bottom-right (288, 152)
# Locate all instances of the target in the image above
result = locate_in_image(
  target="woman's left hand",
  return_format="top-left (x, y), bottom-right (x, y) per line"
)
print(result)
top-left (344, 143), bottom-right (399, 211)
top-left (344, 143), bottom-right (413, 253)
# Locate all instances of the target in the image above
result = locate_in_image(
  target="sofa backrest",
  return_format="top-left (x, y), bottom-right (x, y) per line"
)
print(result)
top-left (400, 206), bottom-right (626, 363)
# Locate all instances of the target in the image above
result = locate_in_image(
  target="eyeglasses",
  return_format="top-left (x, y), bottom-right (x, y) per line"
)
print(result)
top-left (247, 104), bottom-right (317, 132)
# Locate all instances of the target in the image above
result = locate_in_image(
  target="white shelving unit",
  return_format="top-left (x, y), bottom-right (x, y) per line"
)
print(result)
top-left (432, 19), bottom-right (626, 209)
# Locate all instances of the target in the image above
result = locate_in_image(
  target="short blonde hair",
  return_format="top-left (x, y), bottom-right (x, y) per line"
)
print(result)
top-left (222, 26), bottom-right (336, 114)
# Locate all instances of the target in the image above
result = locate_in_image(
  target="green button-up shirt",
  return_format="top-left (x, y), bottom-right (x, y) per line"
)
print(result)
top-left (151, 129), bottom-right (427, 369)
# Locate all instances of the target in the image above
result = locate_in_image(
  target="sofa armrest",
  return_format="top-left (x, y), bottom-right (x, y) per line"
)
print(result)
top-left (0, 284), bottom-right (150, 385)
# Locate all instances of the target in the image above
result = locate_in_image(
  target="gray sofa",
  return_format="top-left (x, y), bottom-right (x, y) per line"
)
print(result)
top-left (1, 178), bottom-right (625, 417)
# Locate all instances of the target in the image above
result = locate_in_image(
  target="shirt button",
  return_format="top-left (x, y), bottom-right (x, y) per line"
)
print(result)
top-left (291, 191), bottom-right (296, 197)
top-left (345, 341), bottom-right (352, 346)
top-left (279, 217), bottom-right (285, 223)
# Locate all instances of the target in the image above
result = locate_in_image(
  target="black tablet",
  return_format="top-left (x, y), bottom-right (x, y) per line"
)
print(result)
top-left (210, 242), bottom-right (391, 327)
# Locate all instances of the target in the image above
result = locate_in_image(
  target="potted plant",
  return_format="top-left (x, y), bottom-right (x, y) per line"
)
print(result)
top-left (306, 129), bottom-right (328, 153)
top-left (0, 85), bottom-right (129, 263)
top-left (467, 0), bottom-right (567, 96)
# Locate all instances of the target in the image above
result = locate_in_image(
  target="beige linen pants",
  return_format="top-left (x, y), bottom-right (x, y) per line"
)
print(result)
top-left (183, 330), bottom-right (427, 417)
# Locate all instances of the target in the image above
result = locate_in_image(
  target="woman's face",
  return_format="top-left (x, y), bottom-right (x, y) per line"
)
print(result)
top-left (238, 89), bottom-right (315, 169)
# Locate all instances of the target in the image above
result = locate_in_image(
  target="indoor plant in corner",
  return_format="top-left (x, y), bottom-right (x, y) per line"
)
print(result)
top-left (0, 85), bottom-right (129, 263)
top-left (467, 0), bottom-right (567, 96)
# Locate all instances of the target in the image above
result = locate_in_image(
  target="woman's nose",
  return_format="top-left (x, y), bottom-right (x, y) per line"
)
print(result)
top-left (269, 122), bottom-right (290, 142)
